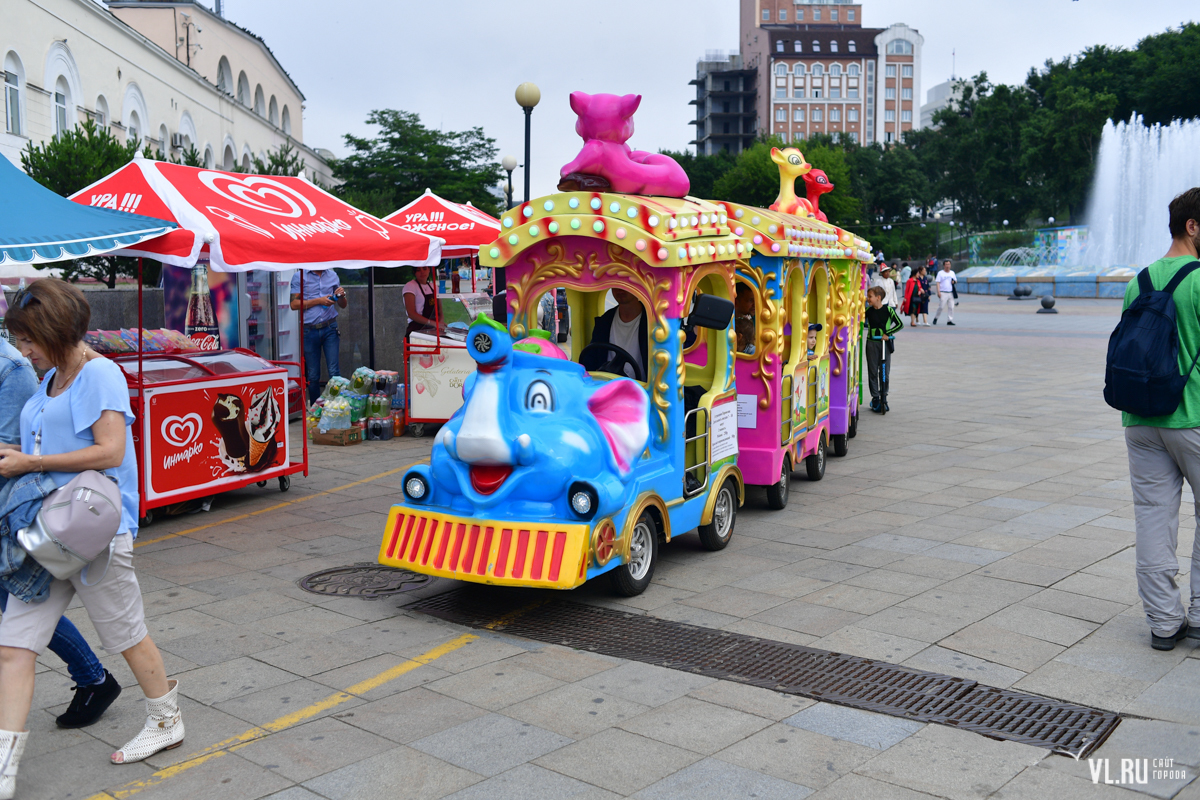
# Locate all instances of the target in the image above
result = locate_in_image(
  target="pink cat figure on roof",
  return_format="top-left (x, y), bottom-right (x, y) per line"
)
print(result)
top-left (559, 92), bottom-right (691, 198)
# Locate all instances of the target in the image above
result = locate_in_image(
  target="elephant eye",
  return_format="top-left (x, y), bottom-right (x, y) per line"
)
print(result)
top-left (788, 155), bottom-right (802, 165)
top-left (525, 380), bottom-right (554, 413)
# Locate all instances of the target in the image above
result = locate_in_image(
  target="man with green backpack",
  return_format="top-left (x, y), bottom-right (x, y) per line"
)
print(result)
top-left (1109, 187), bottom-right (1200, 651)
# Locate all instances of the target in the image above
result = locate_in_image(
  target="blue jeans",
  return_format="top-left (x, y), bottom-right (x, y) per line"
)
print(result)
top-left (304, 323), bottom-right (341, 404)
top-left (0, 590), bottom-right (105, 686)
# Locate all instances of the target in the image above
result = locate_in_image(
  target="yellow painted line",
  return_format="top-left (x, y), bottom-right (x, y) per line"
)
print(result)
top-left (483, 600), bottom-right (548, 630)
top-left (134, 466), bottom-right (407, 549)
top-left (87, 632), bottom-right (477, 800)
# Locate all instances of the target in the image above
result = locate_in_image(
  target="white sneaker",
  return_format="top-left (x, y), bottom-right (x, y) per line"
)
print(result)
top-left (0, 730), bottom-right (28, 800)
top-left (112, 680), bottom-right (185, 764)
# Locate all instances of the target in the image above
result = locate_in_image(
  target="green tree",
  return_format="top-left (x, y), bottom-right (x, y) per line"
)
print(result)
top-left (332, 110), bottom-right (502, 217)
top-left (21, 118), bottom-right (137, 197)
top-left (1021, 84), bottom-right (1116, 222)
top-left (21, 119), bottom-right (147, 287)
top-left (711, 140), bottom-right (785, 207)
top-left (659, 148), bottom-right (736, 199)
top-left (253, 141), bottom-right (305, 176)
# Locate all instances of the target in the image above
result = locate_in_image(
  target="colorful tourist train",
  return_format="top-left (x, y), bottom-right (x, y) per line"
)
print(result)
top-left (377, 93), bottom-right (871, 596)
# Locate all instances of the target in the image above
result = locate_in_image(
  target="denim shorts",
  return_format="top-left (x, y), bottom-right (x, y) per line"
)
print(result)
top-left (0, 534), bottom-right (147, 654)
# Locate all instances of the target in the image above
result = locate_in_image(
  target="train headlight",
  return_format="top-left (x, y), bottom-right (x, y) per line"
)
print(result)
top-left (568, 482), bottom-right (598, 520)
top-left (404, 475), bottom-right (428, 501)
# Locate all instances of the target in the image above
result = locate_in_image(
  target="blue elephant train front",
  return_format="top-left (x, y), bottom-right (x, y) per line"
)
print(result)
top-left (379, 315), bottom-right (652, 590)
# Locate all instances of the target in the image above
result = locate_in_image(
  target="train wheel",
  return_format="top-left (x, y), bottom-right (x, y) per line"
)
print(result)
top-left (765, 457), bottom-right (790, 510)
top-left (848, 412), bottom-right (858, 439)
top-left (831, 433), bottom-right (849, 457)
top-left (805, 434), bottom-right (827, 481)
top-left (611, 510), bottom-right (658, 596)
top-left (699, 478), bottom-right (738, 550)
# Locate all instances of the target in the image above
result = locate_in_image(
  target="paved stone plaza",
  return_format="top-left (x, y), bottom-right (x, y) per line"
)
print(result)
top-left (10, 295), bottom-right (1199, 800)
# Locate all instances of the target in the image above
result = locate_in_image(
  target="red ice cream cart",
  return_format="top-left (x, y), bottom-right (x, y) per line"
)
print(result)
top-left (71, 156), bottom-right (442, 522)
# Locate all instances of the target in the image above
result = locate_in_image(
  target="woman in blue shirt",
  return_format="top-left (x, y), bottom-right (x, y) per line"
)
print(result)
top-left (0, 335), bottom-right (121, 731)
top-left (0, 280), bottom-right (184, 798)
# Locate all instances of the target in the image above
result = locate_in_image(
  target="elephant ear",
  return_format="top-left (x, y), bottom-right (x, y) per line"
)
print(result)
top-left (587, 379), bottom-right (649, 474)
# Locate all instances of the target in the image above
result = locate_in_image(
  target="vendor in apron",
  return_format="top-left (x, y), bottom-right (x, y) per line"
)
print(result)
top-left (403, 266), bottom-right (439, 339)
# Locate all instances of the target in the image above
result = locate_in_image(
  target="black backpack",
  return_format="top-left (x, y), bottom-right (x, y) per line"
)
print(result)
top-left (1104, 261), bottom-right (1200, 417)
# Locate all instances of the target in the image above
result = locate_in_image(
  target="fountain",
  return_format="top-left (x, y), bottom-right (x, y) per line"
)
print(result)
top-left (1086, 115), bottom-right (1200, 269)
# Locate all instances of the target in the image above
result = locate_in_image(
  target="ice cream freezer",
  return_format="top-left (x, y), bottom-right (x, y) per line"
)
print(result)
top-left (404, 292), bottom-right (492, 436)
top-left (108, 349), bottom-right (307, 524)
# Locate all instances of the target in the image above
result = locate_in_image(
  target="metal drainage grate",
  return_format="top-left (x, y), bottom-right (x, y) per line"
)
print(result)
top-left (411, 589), bottom-right (1119, 758)
top-left (299, 563), bottom-right (433, 599)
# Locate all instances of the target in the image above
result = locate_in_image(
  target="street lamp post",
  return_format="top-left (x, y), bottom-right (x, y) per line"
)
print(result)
top-left (501, 155), bottom-right (517, 210)
top-left (934, 212), bottom-right (941, 259)
top-left (515, 82), bottom-right (541, 204)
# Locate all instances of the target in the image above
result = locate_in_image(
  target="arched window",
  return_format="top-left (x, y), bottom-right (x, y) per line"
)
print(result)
top-left (281, 105), bottom-right (291, 135)
top-left (812, 40), bottom-right (820, 53)
top-left (203, 145), bottom-right (214, 169)
top-left (775, 63), bottom-right (787, 76)
top-left (158, 123), bottom-right (169, 154)
top-left (887, 39), bottom-right (914, 55)
top-left (776, 40), bottom-right (784, 53)
top-left (811, 63), bottom-right (824, 76)
top-left (268, 96), bottom-right (278, 126)
top-left (236, 72), bottom-right (250, 105)
top-left (848, 64), bottom-right (860, 76)
top-left (830, 41), bottom-right (839, 53)
top-left (4, 51), bottom-right (24, 135)
top-left (223, 144), bottom-right (236, 170)
top-left (253, 85), bottom-right (265, 116)
top-left (848, 40), bottom-right (857, 53)
top-left (94, 95), bottom-right (108, 126)
top-left (793, 63), bottom-right (806, 76)
top-left (793, 40), bottom-right (801, 53)
top-left (217, 57), bottom-right (233, 94)
top-left (127, 111), bottom-right (141, 148)
top-left (241, 151), bottom-right (251, 172)
top-left (54, 76), bottom-right (71, 136)
top-left (830, 64), bottom-right (842, 77)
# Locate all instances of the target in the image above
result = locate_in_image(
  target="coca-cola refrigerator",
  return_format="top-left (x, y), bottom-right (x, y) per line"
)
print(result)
top-left (239, 268), bottom-right (301, 385)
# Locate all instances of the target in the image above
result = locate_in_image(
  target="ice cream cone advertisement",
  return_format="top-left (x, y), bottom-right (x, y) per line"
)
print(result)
top-left (143, 373), bottom-right (289, 500)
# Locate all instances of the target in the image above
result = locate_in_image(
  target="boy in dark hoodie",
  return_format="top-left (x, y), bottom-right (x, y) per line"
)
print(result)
top-left (865, 285), bottom-right (904, 414)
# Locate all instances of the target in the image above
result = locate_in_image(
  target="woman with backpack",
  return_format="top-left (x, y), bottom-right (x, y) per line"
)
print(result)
top-left (0, 280), bottom-right (184, 800)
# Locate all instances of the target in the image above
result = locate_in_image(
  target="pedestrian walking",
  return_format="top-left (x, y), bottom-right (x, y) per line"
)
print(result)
top-left (291, 268), bottom-right (347, 405)
top-left (871, 264), bottom-right (899, 308)
top-left (1117, 187), bottom-right (1200, 651)
top-left (0, 335), bottom-right (120, 732)
top-left (0, 280), bottom-right (185, 800)
top-left (931, 259), bottom-right (957, 326)
top-left (913, 265), bottom-right (932, 326)
top-left (899, 262), bottom-right (912, 300)
top-left (865, 286), bottom-right (904, 413)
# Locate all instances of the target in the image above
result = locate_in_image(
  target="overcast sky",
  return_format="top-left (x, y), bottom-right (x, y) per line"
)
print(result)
top-left (225, 0), bottom-right (1195, 201)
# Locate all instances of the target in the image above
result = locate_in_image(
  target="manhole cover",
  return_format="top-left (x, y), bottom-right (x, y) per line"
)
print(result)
top-left (299, 563), bottom-right (433, 599)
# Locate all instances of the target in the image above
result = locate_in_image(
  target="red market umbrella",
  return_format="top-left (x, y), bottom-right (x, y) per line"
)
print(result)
top-left (70, 157), bottom-right (442, 271)
top-left (384, 189), bottom-right (500, 258)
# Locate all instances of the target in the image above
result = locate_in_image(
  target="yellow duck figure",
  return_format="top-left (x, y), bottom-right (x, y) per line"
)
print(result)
top-left (769, 147), bottom-right (815, 217)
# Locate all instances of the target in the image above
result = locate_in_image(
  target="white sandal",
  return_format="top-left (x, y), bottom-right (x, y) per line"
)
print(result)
top-left (0, 729), bottom-right (28, 800)
top-left (111, 680), bottom-right (185, 764)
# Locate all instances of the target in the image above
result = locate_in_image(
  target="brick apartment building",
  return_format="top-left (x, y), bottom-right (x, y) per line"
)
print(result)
top-left (691, 0), bottom-right (923, 154)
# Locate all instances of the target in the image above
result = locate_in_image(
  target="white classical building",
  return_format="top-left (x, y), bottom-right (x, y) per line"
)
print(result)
top-left (2, 0), bottom-right (331, 182)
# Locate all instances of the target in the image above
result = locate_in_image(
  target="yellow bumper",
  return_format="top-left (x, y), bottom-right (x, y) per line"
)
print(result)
top-left (377, 505), bottom-right (592, 590)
